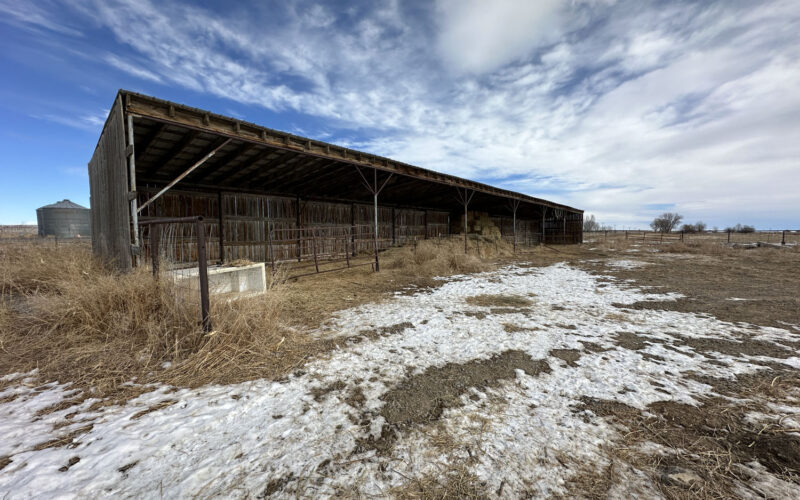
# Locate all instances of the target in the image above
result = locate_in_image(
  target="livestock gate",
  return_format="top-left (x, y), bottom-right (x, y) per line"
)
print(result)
top-left (88, 90), bottom-right (583, 273)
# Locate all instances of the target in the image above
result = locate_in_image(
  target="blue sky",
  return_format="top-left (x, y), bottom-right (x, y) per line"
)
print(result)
top-left (1, 0), bottom-right (798, 229)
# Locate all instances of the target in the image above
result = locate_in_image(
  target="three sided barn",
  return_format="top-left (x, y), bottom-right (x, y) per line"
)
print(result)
top-left (88, 90), bottom-right (583, 271)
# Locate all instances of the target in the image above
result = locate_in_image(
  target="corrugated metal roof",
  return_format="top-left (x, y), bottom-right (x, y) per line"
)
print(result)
top-left (38, 199), bottom-right (89, 210)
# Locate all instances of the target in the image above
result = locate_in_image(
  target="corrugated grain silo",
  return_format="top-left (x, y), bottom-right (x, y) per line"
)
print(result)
top-left (36, 199), bottom-right (91, 238)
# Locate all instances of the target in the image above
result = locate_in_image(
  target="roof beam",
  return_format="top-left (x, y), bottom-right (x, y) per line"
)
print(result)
top-left (249, 155), bottom-right (322, 188)
top-left (220, 150), bottom-right (296, 187)
top-left (143, 129), bottom-right (200, 178)
top-left (136, 122), bottom-right (166, 162)
top-left (186, 141), bottom-right (255, 183)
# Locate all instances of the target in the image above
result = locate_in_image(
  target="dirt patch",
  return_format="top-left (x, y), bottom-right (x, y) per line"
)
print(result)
top-left (461, 311), bottom-right (487, 320)
top-left (309, 381), bottom-right (347, 402)
top-left (574, 396), bottom-right (641, 420)
top-left (489, 307), bottom-right (530, 315)
top-left (358, 322), bottom-right (415, 341)
top-left (357, 350), bottom-right (550, 454)
top-left (465, 294), bottom-right (532, 308)
top-left (613, 331), bottom-right (650, 351)
top-left (550, 349), bottom-right (582, 367)
top-left (344, 385), bottom-right (366, 409)
top-left (503, 323), bottom-right (538, 333)
top-left (589, 250), bottom-right (800, 330)
top-left (670, 334), bottom-right (794, 360)
top-left (0, 455), bottom-right (10, 471)
top-left (575, 377), bottom-right (800, 498)
top-left (58, 456), bottom-right (80, 472)
top-left (580, 341), bottom-right (612, 353)
top-left (262, 472), bottom-right (296, 497)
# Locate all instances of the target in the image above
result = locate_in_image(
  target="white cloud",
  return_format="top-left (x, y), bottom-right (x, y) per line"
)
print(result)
top-left (104, 54), bottom-right (162, 83)
top-left (33, 110), bottom-right (107, 131)
top-left (27, 0), bottom-right (800, 228)
top-left (0, 0), bottom-right (84, 37)
top-left (434, 0), bottom-right (566, 74)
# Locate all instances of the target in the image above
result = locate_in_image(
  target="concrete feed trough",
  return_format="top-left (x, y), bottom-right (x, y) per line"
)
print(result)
top-left (171, 263), bottom-right (267, 297)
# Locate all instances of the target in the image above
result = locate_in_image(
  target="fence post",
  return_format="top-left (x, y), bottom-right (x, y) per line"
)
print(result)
top-left (625, 231), bottom-right (628, 240)
top-left (196, 219), bottom-right (211, 333)
top-left (311, 229), bottom-right (319, 274)
top-left (344, 231), bottom-right (351, 268)
top-left (151, 225), bottom-right (161, 277)
top-left (727, 230), bottom-right (731, 243)
top-left (782, 230), bottom-right (786, 245)
top-left (373, 224), bottom-right (380, 272)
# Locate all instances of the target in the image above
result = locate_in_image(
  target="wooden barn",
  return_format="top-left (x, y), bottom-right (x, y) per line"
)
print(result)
top-left (88, 90), bottom-right (583, 272)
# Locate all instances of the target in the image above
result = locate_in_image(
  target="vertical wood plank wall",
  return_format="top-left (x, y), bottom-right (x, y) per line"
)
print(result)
top-left (135, 187), bottom-right (460, 265)
top-left (88, 96), bottom-right (133, 270)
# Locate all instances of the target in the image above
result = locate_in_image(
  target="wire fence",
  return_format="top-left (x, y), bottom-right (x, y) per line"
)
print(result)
top-left (584, 230), bottom-right (800, 245)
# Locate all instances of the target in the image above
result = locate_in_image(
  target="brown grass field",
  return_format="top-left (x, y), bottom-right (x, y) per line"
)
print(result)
top-left (1, 232), bottom-right (799, 497)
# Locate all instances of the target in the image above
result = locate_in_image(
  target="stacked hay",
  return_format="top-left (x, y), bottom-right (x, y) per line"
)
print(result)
top-left (451, 211), bottom-right (502, 239)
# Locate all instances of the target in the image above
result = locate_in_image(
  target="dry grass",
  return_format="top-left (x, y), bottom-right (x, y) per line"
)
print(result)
top-left (389, 464), bottom-right (488, 499)
top-left (660, 240), bottom-right (733, 256)
top-left (0, 239), bottom-right (98, 295)
top-left (383, 238), bottom-right (494, 276)
top-left (465, 294), bottom-right (532, 308)
top-left (0, 241), bottom-right (314, 400)
top-left (0, 237), bottom-right (519, 401)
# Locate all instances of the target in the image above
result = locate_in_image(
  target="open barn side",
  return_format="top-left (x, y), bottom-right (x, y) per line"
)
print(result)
top-left (88, 91), bottom-right (583, 271)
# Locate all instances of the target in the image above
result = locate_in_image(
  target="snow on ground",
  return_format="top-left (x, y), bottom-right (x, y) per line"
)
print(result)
top-left (1, 262), bottom-right (799, 498)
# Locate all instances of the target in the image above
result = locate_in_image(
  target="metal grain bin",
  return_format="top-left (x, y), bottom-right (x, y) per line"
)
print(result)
top-left (36, 199), bottom-right (91, 238)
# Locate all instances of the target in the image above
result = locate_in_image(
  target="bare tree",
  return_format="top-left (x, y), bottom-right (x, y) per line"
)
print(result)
top-left (583, 214), bottom-right (600, 232)
top-left (650, 213), bottom-right (683, 233)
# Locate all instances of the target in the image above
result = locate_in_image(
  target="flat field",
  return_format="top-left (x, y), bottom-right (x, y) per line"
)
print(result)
top-left (1, 237), bottom-right (798, 498)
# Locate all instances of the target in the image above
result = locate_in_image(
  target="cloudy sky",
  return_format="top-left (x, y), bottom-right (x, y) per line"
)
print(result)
top-left (1, 0), bottom-right (798, 228)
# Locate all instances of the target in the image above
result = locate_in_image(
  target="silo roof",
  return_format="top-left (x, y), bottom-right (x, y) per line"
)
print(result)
top-left (38, 199), bottom-right (88, 210)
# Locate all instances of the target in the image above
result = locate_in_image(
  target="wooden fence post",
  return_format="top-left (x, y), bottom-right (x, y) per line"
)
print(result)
top-left (311, 228), bottom-right (319, 274)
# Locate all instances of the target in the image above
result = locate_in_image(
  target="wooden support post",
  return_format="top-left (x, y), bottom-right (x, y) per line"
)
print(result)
top-left (344, 230), bottom-right (351, 268)
top-left (728, 229), bottom-right (731, 243)
top-left (391, 207), bottom-right (396, 246)
top-left (464, 202), bottom-right (468, 254)
top-left (311, 229), bottom-right (319, 273)
top-left (196, 219), bottom-right (211, 333)
top-left (350, 203), bottom-right (356, 256)
top-left (374, 192), bottom-right (380, 271)
top-left (266, 198), bottom-right (275, 272)
top-left (541, 209), bottom-right (546, 245)
top-left (782, 230), bottom-right (786, 245)
top-left (296, 195), bottom-right (301, 261)
top-left (423, 210), bottom-right (428, 240)
top-left (126, 114), bottom-right (140, 263)
top-left (217, 191), bottom-right (225, 264)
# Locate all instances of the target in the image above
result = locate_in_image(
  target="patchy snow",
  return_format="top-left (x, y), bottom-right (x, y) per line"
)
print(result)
top-left (1, 263), bottom-right (799, 498)
top-left (605, 259), bottom-right (648, 269)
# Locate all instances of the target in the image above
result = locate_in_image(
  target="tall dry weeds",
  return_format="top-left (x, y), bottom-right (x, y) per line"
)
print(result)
top-left (0, 241), bottom-right (308, 397)
top-left (0, 240), bottom-right (99, 295)
top-left (384, 237), bottom-right (508, 276)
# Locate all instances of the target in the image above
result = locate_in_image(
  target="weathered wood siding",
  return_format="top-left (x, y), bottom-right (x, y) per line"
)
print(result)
top-left (88, 96), bottom-right (132, 270)
top-left (134, 187), bottom-right (452, 265)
